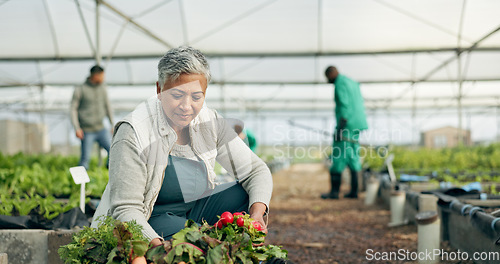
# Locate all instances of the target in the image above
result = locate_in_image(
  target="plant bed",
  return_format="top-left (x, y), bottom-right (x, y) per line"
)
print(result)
top-left (437, 194), bottom-right (500, 264)
top-left (405, 181), bottom-right (439, 192)
top-left (0, 195), bottom-right (92, 230)
top-left (404, 191), bottom-right (420, 225)
top-left (59, 214), bottom-right (290, 264)
top-left (0, 229), bottom-right (75, 264)
top-left (0, 153), bottom-right (107, 230)
top-left (0, 152), bottom-right (109, 200)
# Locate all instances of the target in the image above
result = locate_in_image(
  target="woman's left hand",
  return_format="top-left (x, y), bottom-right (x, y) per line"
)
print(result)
top-left (250, 213), bottom-right (268, 234)
top-left (249, 202), bottom-right (268, 234)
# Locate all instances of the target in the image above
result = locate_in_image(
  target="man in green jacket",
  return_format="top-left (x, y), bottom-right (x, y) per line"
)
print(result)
top-left (70, 65), bottom-right (114, 169)
top-left (321, 66), bottom-right (368, 199)
top-left (233, 123), bottom-right (257, 152)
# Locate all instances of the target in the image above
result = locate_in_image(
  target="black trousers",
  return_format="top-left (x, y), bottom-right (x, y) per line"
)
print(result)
top-left (148, 183), bottom-right (249, 239)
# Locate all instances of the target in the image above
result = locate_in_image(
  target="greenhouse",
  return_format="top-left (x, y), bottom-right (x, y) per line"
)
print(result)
top-left (1, 0), bottom-right (500, 263)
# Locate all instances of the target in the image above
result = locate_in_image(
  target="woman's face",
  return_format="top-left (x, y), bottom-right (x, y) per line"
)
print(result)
top-left (157, 74), bottom-right (207, 130)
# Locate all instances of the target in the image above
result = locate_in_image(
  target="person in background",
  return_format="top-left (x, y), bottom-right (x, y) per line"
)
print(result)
top-left (245, 128), bottom-right (257, 152)
top-left (234, 123), bottom-right (257, 153)
top-left (321, 66), bottom-right (368, 199)
top-left (70, 65), bottom-right (114, 169)
top-left (91, 47), bottom-right (272, 250)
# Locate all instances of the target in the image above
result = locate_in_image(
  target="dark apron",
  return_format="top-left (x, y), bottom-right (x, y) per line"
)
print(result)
top-left (148, 155), bottom-right (249, 239)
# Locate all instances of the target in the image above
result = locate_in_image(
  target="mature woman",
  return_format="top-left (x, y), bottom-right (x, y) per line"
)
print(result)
top-left (91, 46), bottom-right (273, 247)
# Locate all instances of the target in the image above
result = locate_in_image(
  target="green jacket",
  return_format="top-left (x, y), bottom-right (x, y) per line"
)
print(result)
top-left (334, 74), bottom-right (368, 133)
top-left (70, 78), bottom-right (114, 132)
top-left (245, 129), bottom-right (257, 152)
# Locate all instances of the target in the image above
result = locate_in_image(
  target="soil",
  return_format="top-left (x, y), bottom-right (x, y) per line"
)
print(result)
top-left (265, 163), bottom-right (473, 264)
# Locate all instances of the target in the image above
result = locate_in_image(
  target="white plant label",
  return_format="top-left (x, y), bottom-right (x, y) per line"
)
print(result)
top-left (69, 166), bottom-right (90, 184)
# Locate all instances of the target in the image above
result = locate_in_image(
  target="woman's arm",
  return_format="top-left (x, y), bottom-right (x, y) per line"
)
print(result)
top-left (213, 112), bottom-right (273, 224)
top-left (108, 123), bottom-right (162, 242)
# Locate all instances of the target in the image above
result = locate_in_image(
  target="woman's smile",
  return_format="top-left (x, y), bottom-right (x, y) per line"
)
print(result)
top-left (176, 113), bottom-right (192, 120)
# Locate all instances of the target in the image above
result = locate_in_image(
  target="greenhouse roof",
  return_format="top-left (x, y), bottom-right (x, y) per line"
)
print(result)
top-left (1, 0), bottom-right (500, 86)
top-left (2, 0), bottom-right (500, 145)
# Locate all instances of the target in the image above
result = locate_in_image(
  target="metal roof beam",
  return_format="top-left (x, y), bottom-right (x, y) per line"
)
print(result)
top-left (190, 0), bottom-right (278, 45)
top-left (99, 0), bottom-right (174, 49)
top-left (4, 47), bottom-right (500, 61)
top-left (178, 0), bottom-right (189, 45)
top-left (42, 0), bottom-right (59, 57)
top-left (3, 77), bottom-right (500, 88)
top-left (74, 0), bottom-right (96, 56)
top-left (418, 24), bottom-right (500, 83)
top-left (12, 103), bottom-right (500, 113)
top-left (3, 95), bottom-right (500, 106)
top-left (374, 0), bottom-right (473, 44)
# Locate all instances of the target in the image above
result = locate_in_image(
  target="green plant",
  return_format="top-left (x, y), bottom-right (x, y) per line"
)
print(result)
top-left (12, 194), bottom-right (39, 216)
top-left (0, 152), bottom-right (108, 198)
top-left (0, 193), bottom-right (82, 220)
top-left (363, 144), bottom-right (500, 184)
top-left (146, 212), bottom-right (287, 264)
top-left (0, 194), bottom-right (13, 215)
top-left (58, 216), bottom-right (148, 264)
top-left (0, 152), bottom-right (109, 220)
top-left (491, 184), bottom-right (499, 195)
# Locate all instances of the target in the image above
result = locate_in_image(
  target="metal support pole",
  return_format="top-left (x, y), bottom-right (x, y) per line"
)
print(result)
top-left (40, 86), bottom-right (45, 125)
top-left (497, 105), bottom-right (500, 141)
top-left (261, 116), bottom-right (266, 153)
top-left (220, 85), bottom-right (226, 116)
top-left (178, 0), bottom-right (189, 45)
top-left (387, 106), bottom-right (392, 143)
top-left (74, 0), bottom-right (96, 55)
top-left (36, 61), bottom-right (46, 126)
top-left (317, 0), bottom-right (323, 52)
top-left (410, 52), bottom-right (417, 147)
top-left (95, 0), bottom-right (101, 65)
top-left (239, 85), bottom-right (246, 119)
top-left (67, 118), bottom-right (71, 154)
top-left (467, 111), bottom-right (471, 145)
top-left (457, 52), bottom-right (463, 146)
top-left (456, 0), bottom-right (466, 146)
top-left (323, 117), bottom-right (328, 146)
top-left (219, 59), bottom-right (226, 116)
top-left (411, 85), bottom-right (417, 147)
top-left (96, 0), bottom-right (103, 165)
top-left (25, 89), bottom-right (31, 154)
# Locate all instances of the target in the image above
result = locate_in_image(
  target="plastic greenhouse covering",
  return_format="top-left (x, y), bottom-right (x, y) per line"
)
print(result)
top-left (1, 0), bottom-right (500, 146)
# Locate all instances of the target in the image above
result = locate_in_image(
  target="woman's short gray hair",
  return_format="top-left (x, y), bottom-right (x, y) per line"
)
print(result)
top-left (157, 46), bottom-right (211, 89)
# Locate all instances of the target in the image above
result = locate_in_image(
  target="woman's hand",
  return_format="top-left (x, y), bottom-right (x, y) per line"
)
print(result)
top-left (249, 202), bottom-right (268, 234)
top-left (131, 256), bottom-right (147, 264)
top-left (150, 237), bottom-right (163, 247)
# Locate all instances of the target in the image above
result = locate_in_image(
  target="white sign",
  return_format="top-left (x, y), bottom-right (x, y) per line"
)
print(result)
top-left (69, 166), bottom-right (90, 184)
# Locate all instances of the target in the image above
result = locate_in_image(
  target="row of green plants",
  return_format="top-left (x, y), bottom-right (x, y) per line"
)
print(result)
top-left (0, 193), bottom-right (83, 220)
top-left (363, 144), bottom-right (500, 183)
top-left (0, 152), bottom-right (108, 219)
top-left (59, 213), bottom-right (287, 264)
